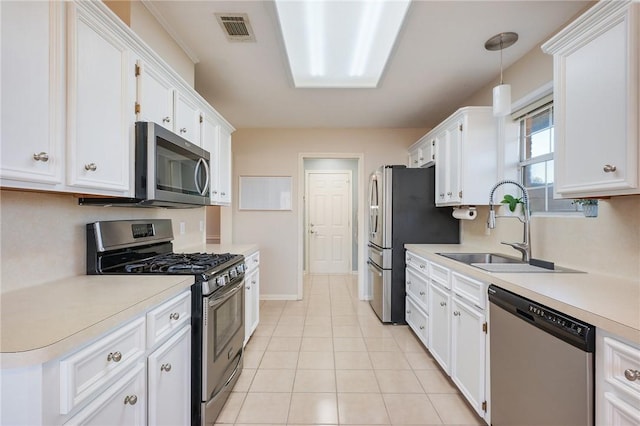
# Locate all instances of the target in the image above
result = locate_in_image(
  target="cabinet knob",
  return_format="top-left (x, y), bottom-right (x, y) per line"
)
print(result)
top-left (246, 286), bottom-right (251, 290)
top-left (160, 363), bottom-right (172, 372)
top-left (162, 116), bottom-right (171, 123)
top-left (453, 311), bottom-right (461, 316)
top-left (107, 351), bottom-right (122, 362)
top-left (439, 193), bottom-right (445, 198)
top-left (406, 310), bottom-right (411, 314)
top-left (603, 164), bottom-right (617, 173)
top-left (624, 369), bottom-right (640, 381)
top-left (33, 152), bottom-right (49, 162)
top-left (419, 157), bottom-right (424, 161)
top-left (252, 280), bottom-right (256, 284)
top-left (254, 258), bottom-right (258, 263)
top-left (419, 291), bottom-right (425, 296)
top-left (419, 264), bottom-right (425, 269)
top-left (221, 192), bottom-right (226, 196)
top-left (169, 312), bottom-right (180, 320)
top-left (419, 325), bottom-right (425, 330)
top-left (179, 127), bottom-right (187, 133)
top-left (124, 395), bottom-right (138, 405)
top-left (447, 191), bottom-right (452, 196)
top-left (440, 301), bottom-right (446, 307)
top-left (413, 160), bottom-right (418, 164)
top-left (407, 281), bottom-right (412, 285)
top-left (84, 163), bottom-right (97, 171)
top-left (212, 191), bottom-right (218, 195)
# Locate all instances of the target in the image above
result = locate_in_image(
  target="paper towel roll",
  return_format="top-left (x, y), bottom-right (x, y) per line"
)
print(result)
top-left (452, 207), bottom-right (477, 220)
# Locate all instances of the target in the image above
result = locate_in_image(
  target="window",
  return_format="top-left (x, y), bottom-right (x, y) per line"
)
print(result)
top-left (518, 103), bottom-right (574, 213)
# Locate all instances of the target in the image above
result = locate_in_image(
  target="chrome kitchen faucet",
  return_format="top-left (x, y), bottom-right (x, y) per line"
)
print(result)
top-left (487, 180), bottom-right (532, 262)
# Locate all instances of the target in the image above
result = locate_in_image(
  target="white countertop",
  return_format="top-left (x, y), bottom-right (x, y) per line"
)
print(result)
top-left (0, 275), bottom-right (193, 368)
top-left (406, 244), bottom-right (640, 344)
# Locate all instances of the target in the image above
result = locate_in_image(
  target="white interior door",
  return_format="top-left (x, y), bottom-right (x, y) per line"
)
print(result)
top-left (307, 171), bottom-right (351, 274)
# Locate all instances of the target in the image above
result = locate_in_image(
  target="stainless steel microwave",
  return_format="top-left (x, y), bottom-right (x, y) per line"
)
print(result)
top-left (79, 121), bottom-right (211, 208)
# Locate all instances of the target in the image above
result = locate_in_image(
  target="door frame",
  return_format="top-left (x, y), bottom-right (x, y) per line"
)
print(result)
top-left (297, 153), bottom-right (366, 301)
top-left (305, 169), bottom-right (353, 275)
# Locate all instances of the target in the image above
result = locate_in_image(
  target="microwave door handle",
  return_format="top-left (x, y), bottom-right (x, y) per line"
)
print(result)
top-left (194, 158), bottom-right (202, 195)
top-left (200, 158), bottom-right (210, 195)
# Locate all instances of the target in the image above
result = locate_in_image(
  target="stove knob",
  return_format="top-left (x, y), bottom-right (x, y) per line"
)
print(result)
top-left (230, 269), bottom-right (238, 279)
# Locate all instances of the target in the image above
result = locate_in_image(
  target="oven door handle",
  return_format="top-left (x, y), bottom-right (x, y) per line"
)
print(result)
top-left (208, 280), bottom-right (244, 308)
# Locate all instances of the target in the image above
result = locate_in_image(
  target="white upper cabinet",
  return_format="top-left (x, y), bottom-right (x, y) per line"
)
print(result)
top-left (135, 59), bottom-right (175, 131)
top-left (1, 1), bottom-right (65, 190)
top-left (542, 1), bottom-right (639, 197)
top-left (202, 113), bottom-right (232, 206)
top-left (434, 107), bottom-right (497, 206)
top-left (66, 2), bottom-right (135, 195)
top-left (174, 91), bottom-right (202, 146)
top-left (407, 135), bottom-right (435, 168)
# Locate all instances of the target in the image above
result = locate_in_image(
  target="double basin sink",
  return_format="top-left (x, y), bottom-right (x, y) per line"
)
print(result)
top-left (437, 252), bottom-right (581, 273)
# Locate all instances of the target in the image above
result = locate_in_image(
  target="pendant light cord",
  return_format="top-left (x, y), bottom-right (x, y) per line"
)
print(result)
top-left (499, 36), bottom-right (504, 85)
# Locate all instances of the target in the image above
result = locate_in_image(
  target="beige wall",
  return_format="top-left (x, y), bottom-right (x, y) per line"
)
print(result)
top-left (458, 40), bottom-right (640, 280)
top-left (231, 128), bottom-right (427, 298)
top-left (0, 190), bottom-right (206, 293)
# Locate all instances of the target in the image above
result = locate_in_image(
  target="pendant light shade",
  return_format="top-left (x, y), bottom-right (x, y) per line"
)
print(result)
top-left (485, 32), bottom-right (518, 117)
top-left (493, 84), bottom-right (511, 117)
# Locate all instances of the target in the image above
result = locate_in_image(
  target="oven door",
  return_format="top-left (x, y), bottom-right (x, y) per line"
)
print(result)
top-left (201, 279), bottom-right (244, 420)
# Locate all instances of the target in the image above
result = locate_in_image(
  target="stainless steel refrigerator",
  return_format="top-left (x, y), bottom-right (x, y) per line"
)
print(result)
top-left (368, 165), bottom-right (460, 323)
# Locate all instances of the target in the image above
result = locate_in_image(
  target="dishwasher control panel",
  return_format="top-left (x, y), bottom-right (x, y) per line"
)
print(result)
top-left (527, 304), bottom-right (587, 337)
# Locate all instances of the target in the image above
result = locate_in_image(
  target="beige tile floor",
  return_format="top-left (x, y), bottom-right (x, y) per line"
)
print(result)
top-left (215, 274), bottom-right (485, 426)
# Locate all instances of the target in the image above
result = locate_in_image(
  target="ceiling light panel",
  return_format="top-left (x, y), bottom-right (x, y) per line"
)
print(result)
top-left (275, 0), bottom-right (411, 88)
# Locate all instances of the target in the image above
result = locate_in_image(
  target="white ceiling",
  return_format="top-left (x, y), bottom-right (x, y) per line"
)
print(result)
top-left (145, 0), bottom-right (590, 129)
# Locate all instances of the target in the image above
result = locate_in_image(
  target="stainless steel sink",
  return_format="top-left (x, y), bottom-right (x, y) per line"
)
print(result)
top-left (436, 252), bottom-right (583, 273)
top-left (437, 252), bottom-right (523, 265)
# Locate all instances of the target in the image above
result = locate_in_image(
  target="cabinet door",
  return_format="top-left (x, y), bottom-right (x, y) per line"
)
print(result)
top-left (174, 91), bottom-right (201, 145)
top-left (428, 282), bottom-right (451, 374)
top-left (405, 296), bottom-right (428, 347)
top-left (66, 2), bottom-right (134, 194)
top-left (136, 59), bottom-right (174, 130)
top-left (446, 122), bottom-right (463, 204)
top-left (408, 148), bottom-right (420, 168)
top-left (64, 363), bottom-right (146, 426)
top-left (1, 1), bottom-right (65, 189)
top-left (435, 132), bottom-right (448, 204)
top-left (217, 126), bottom-right (232, 205)
top-left (548, 2), bottom-right (639, 197)
top-left (148, 325), bottom-right (191, 426)
top-left (244, 268), bottom-right (260, 345)
top-left (451, 296), bottom-right (486, 418)
top-left (202, 114), bottom-right (222, 204)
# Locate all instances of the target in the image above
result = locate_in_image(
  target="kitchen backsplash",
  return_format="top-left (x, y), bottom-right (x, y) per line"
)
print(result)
top-left (0, 190), bottom-right (206, 293)
top-left (461, 195), bottom-right (640, 280)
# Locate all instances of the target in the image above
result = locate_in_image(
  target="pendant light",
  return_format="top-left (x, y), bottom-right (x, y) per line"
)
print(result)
top-left (485, 32), bottom-right (518, 117)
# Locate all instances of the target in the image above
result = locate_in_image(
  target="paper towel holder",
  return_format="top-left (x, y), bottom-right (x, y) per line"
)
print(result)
top-left (452, 206), bottom-right (477, 220)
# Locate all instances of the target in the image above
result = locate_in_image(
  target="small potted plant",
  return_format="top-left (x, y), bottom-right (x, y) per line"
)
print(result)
top-left (572, 199), bottom-right (599, 217)
top-left (499, 194), bottom-right (524, 217)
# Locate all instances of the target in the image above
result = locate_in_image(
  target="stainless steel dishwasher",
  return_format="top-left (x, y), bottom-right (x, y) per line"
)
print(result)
top-left (488, 285), bottom-right (595, 426)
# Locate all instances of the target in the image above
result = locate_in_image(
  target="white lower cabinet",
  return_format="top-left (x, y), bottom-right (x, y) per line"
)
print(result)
top-left (428, 281), bottom-right (451, 374)
top-left (147, 325), bottom-right (191, 426)
top-left (244, 250), bottom-right (260, 345)
top-left (596, 329), bottom-right (640, 426)
top-left (64, 363), bottom-right (147, 425)
top-left (0, 290), bottom-right (191, 426)
top-left (405, 251), bottom-right (489, 422)
top-left (451, 295), bottom-right (486, 416)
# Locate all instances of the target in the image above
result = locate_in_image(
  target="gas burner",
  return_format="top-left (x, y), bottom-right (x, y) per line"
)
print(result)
top-left (115, 252), bottom-right (238, 275)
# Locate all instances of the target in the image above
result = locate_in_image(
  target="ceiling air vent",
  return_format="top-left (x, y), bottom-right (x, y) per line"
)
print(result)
top-left (215, 13), bottom-right (255, 42)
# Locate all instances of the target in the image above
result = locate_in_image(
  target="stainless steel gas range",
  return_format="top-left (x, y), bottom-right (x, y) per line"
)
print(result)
top-left (86, 219), bottom-right (244, 426)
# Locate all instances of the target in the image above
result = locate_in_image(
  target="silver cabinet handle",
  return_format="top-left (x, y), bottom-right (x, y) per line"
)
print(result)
top-left (419, 325), bottom-right (425, 330)
top-left (254, 258), bottom-right (258, 263)
top-left (251, 280), bottom-right (256, 284)
top-left (439, 193), bottom-right (445, 198)
top-left (124, 395), bottom-right (138, 405)
top-left (107, 351), bottom-right (122, 362)
top-left (169, 312), bottom-right (180, 320)
top-left (212, 190), bottom-right (218, 195)
top-left (33, 152), bottom-right (49, 162)
top-left (419, 264), bottom-right (425, 269)
top-left (160, 363), bottom-right (172, 372)
top-left (162, 116), bottom-right (171, 123)
top-left (246, 286), bottom-right (251, 290)
top-left (406, 310), bottom-right (411, 314)
top-left (419, 291), bottom-right (425, 296)
top-left (447, 191), bottom-right (452, 196)
top-left (440, 301), bottom-right (446, 307)
top-left (84, 163), bottom-right (97, 171)
top-left (603, 164), bottom-right (617, 173)
top-left (179, 127), bottom-right (187, 133)
top-left (624, 369), bottom-right (640, 381)
top-left (413, 159), bottom-right (418, 164)
top-left (407, 281), bottom-right (412, 285)
top-left (453, 311), bottom-right (460, 316)
top-left (221, 192), bottom-right (226, 196)
top-left (310, 230), bottom-right (315, 234)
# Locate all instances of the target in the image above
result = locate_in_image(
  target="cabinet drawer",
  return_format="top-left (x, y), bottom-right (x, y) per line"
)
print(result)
top-left (406, 268), bottom-right (428, 310)
top-left (405, 296), bottom-right (428, 347)
top-left (406, 252), bottom-right (428, 276)
top-left (60, 317), bottom-right (145, 414)
top-left (603, 392), bottom-right (640, 425)
top-left (602, 337), bottom-right (640, 400)
top-left (246, 251), bottom-right (260, 272)
top-left (429, 261), bottom-right (450, 288)
top-left (451, 272), bottom-right (486, 309)
top-left (146, 290), bottom-right (191, 348)
top-left (64, 362), bottom-right (146, 425)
